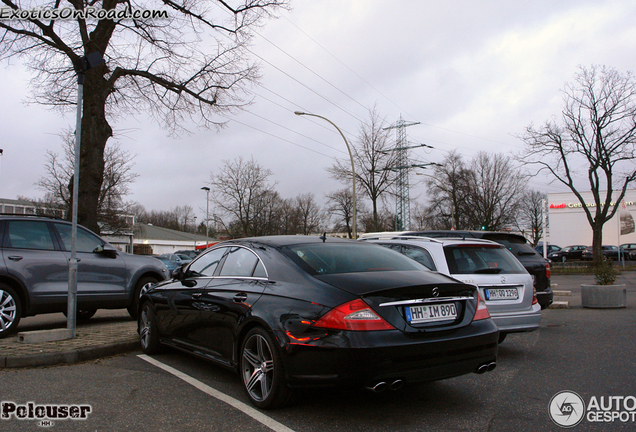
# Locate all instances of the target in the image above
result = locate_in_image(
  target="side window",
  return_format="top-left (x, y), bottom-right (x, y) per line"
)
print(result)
top-left (402, 245), bottom-right (436, 271)
top-left (189, 247), bottom-right (227, 277)
top-left (219, 247), bottom-right (259, 277)
top-left (6, 221), bottom-right (55, 250)
top-left (55, 223), bottom-right (104, 253)
top-left (253, 260), bottom-right (267, 278)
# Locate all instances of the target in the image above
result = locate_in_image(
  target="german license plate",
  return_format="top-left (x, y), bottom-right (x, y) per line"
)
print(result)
top-left (485, 288), bottom-right (519, 300)
top-left (405, 303), bottom-right (457, 324)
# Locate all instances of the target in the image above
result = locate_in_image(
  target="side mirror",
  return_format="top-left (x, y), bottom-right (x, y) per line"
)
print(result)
top-left (93, 243), bottom-right (118, 258)
top-left (170, 262), bottom-right (182, 278)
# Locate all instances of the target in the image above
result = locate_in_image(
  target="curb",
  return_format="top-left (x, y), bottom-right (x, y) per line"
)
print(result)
top-left (0, 340), bottom-right (140, 369)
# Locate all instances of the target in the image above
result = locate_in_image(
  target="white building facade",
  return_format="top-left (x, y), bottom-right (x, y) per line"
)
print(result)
top-left (547, 190), bottom-right (636, 247)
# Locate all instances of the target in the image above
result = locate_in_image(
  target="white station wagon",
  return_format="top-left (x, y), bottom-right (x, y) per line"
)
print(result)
top-left (362, 234), bottom-right (541, 343)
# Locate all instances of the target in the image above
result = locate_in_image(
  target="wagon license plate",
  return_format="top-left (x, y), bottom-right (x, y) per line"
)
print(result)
top-left (485, 288), bottom-right (519, 300)
top-left (406, 303), bottom-right (457, 324)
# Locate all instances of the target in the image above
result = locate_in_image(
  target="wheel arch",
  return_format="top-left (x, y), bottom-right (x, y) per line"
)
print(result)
top-left (234, 317), bottom-right (282, 369)
top-left (0, 275), bottom-right (29, 316)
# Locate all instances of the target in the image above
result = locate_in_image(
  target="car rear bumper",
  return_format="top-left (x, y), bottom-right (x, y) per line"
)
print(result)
top-left (282, 319), bottom-right (499, 389)
top-left (536, 287), bottom-right (553, 309)
top-left (490, 302), bottom-right (541, 334)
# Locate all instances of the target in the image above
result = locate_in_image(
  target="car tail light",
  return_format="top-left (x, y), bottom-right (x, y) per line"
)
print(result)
top-left (545, 261), bottom-right (551, 280)
top-left (532, 285), bottom-right (538, 305)
top-left (473, 291), bottom-right (491, 321)
top-left (312, 299), bottom-right (395, 331)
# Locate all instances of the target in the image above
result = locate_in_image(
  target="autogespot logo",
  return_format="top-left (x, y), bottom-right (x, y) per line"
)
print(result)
top-left (549, 391), bottom-right (585, 428)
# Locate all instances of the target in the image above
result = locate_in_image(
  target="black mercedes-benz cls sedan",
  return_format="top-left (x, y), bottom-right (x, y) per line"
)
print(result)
top-left (138, 235), bottom-right (499, 409)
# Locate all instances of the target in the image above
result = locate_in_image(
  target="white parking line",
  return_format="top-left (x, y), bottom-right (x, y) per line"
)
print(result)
top-left (137, 354), bottom-right (296, 432)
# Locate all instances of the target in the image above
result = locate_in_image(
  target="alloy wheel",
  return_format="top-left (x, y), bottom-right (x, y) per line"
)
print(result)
top-left (0, 289), bottom-right (17, 332)
top-left (139, 308), bottom-right (152, 350)
top-left (241, 333), bottom-right (275, 403)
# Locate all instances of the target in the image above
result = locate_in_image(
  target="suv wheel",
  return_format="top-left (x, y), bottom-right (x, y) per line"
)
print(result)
top-left (0, 285), bottom-right (21, 337)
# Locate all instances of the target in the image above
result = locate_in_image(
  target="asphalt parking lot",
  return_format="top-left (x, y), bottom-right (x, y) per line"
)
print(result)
top-left (1, 273), bottom-right (635, 431)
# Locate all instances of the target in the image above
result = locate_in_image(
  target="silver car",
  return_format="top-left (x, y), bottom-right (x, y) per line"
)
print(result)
top-left (362, 235), bottom-right (541, 343)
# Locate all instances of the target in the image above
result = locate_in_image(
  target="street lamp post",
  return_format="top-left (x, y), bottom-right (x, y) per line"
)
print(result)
top-left (201, 187), bottom-right (210, 249)
top-left (294, 111), bottom-right (357, 239)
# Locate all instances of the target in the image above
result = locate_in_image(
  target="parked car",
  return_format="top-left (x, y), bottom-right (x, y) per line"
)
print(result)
top-left (535, 243), bottom-right (562, 255)
top-left (370, 230), bottom-right (553, 310)
top-left (0, 215), bottom-right (169, 337)
top-left (362, 235), bottom-right (541, 343)
top-left (174, 253), bottom-right (193, 264)
top-left (581, 245), bottom-right (620, 261)
top-left (155, 253), bottom-right (190, 271)
top-left (138, 236), bottom-right (499, 409)
top-left (174, 249), bottom-right (200, 260)
top-left (620, 243), bottom-right (636, 260)
top-left (547, 245), bottom-right (587, 262)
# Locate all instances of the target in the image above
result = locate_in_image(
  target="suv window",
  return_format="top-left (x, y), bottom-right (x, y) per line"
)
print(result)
top-left (444, 245), bottom-right (526, 275)
top-left (55, 223), bottom-right (104, 253)
top-left (5, 221), bottom-right (55, 250)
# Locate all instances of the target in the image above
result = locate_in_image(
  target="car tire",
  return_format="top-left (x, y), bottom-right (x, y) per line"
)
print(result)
top-left (128, 276), bottom-right (159, 319)
top-left (498, 333), bottom-right (507, 344)
top-left (240, 327), bottom-right (293, 409)
top-left (138, 302), bottom-right (162, 354)
top-left (0, 284), bottom-right (21, 337)
top-left (561, 256), bottom-right (567, 263)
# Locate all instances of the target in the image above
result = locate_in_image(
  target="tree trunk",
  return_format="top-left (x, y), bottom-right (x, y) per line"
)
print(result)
top-left (76, 68), bottom-right (112, 234)
top-left (591, 222), bottom-right (604, 264)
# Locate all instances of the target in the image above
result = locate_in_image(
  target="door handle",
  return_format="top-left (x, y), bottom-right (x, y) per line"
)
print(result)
top-left (8, 256), bottom-right (23, 261)
top-left (233, 293), bottom-right (248, 303)
top-left (192, 292), bottom-right (203, 299)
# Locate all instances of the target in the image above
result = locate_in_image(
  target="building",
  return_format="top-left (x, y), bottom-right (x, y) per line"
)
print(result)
top-left (547, 190), bottom-right (636, 247)
top-left (105, 223), bottom-right (217, 255)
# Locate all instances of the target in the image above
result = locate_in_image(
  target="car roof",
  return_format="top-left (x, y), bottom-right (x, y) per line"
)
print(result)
top-left (224, 235), bottom-right (356, 247)
top-left (362, 234), bottom-right (502, 247)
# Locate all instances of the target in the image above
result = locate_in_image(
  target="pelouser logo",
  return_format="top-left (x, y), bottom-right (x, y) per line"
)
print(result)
top-left (549, 391), bottom-right (585, 428)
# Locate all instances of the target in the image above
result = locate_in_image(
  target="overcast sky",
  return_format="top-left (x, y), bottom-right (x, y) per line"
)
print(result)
top-left (2, 0), bottom-right (636, 223)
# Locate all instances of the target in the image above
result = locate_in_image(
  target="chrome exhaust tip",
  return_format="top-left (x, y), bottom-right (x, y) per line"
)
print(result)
top-left (366, 381), bottom-right (388, 393)
top-left (390, 379), bottom-right (404, 391)
top-left (475, 361), bottom-right (497, 374)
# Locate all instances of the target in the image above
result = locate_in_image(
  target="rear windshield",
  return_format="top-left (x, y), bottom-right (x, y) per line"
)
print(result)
top-left (483, 235), bottom-right (538, 257)
top-left (282, 243), bottom-right (426, 275)
top-left (444, 245), bottom-right (527, 275)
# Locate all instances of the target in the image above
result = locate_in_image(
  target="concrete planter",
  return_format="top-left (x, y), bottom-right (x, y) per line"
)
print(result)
top-left (581, 284), bottom-right (627, 308)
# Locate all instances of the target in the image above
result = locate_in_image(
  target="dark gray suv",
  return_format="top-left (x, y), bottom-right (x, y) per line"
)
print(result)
top-left (0, 215), bottom-right (168, 337)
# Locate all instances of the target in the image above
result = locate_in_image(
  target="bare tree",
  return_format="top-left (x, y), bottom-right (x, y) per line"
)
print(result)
top-left (294, 193), bottom-right (322, 235)
top-left (36, 129), bottom-right (137, 230)
top-left (325, 189), bottom-right (367, 238)
top-left (519, 65), bottom-right (636, 262)
top-left (209, 156), bottom-right (276, 237)
top-left (515, 190), bottom-right (547, 247)
top-left (464, 152), bottom-right (527, 231)
top-left (423, 150), bottom-right (472, 230)
top-left (328, 106), bottom-right (399, 231)
top-left (0, 0), bottom-right (287, 233)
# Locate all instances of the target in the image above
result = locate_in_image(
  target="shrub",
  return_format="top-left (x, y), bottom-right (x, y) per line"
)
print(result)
top-left (594, 260), bottom-right (618, 285)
